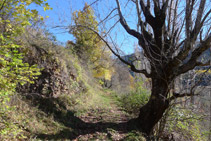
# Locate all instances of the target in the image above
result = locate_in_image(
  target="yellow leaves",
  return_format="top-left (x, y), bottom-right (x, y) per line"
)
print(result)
top-left (129, 75), bottom-right (135, 88)
top-left (21, 20), bottom-right (31, 26)
top-left (5, 0), bottom-right (51, 25)
top-left (26, 0), bottom-right (32, 5)
top-left (40, 16), bottom-right (44, 21)
top-left (43, 3), bottom-right (52, 11)
top-left (0, 0), bottom-right (47, 139)
top-left (31, 9), bottom-right (38, 15)
top-left (195, 69), bottom-right (211, 74)
top-left (104, 70), bottom-right (112, 81)
top-left (71, 3), bottom-right (114, 81)
top-left (92, 61), bottom-right (114, 81)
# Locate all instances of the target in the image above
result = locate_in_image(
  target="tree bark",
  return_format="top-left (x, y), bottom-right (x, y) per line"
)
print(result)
top-left (136, 78), bottom-right (170, 135)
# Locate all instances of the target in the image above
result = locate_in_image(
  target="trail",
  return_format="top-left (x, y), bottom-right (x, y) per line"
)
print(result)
top-left (36, 92), bottom-right (136, 141)
top-left (74, 93), bottom-right (132, 141)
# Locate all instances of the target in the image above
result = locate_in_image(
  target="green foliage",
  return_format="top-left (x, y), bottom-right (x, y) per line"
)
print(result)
top-left (70, 3), bottom-right (113, 81)
top-left (124, 131), bottom-right (146, 141)
top-left (163, 104), bottom-right (207, 140)
top-left (71, 3), bottom-right (98, 47)
top-left (0, 0), bottom-right (50, 139)
top-left (116, 78), bottom-right (150, 114)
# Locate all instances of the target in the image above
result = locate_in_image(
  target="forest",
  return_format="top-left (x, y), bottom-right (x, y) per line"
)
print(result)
top-left (0, 0), bottom-right (211, 140)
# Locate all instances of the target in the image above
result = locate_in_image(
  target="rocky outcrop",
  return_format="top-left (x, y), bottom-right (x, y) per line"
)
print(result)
top-left (17, 43), bottom-right (84, 98)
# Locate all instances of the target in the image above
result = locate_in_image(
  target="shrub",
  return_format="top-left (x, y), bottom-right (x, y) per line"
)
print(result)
top-left (117, 78), bottom-right (150, 115)
top-left (0, 0), bottom-right (49, 139)
top-left (156, 104), bottom-right (207, 140)
top-left (124, 131), bottom-right (146, 141)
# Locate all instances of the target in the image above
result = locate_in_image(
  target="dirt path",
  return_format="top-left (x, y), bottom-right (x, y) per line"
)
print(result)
top-left (36, 93), bottom-right (138, 141)
top-left (74, 94), bottom-right (132, 141)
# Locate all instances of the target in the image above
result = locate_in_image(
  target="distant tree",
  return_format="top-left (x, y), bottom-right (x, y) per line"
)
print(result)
top-left (70, 3), bottom-right (113, 81)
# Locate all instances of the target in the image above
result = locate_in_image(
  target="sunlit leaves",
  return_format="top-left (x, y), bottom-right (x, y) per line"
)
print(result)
top-left (44, 3), bottom-right (52, 11)
top-left (71, 3), bottom-right (114, 81)
top-left (0, 0), bottom-right (49, 139)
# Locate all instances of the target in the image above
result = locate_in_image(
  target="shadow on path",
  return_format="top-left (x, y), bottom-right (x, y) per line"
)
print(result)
top-left (27, 95), bottom-right (136, 140)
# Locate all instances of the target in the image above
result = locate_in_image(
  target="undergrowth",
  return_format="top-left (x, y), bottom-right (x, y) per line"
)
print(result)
top-left (116, 78), bottom-right (150, 115)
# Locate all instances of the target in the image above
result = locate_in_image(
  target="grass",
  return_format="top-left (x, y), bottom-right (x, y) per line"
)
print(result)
top-left (69, 87), bottom-right (114, 117)
top-left (4, 95), bottom-right (64, 139)
top-left (0, 44), bottom-right (148, 140)
top-left (124, 131), bottom-right (146, 141)
top-left (2, 78), bottom-right (149, 141)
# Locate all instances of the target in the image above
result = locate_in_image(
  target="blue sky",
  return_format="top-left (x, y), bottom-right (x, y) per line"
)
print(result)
top-left (30, 0), bottom-right (139, 55)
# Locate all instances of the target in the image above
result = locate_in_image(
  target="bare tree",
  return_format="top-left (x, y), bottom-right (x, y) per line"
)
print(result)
top-left (68, 0), bottom-right (211, 136)
top-left (111, 0), bottom-right (211, 135)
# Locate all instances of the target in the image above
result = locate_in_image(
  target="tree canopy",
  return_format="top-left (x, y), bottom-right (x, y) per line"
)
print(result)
top-left (70, 3), bottom-right (113, 81)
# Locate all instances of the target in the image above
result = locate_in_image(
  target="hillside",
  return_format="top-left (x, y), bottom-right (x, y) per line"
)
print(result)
top-left (0, 19), bottom-right (143, 139)
top-left (2, 39), bottom-right (207, 140)
top-left (1, 1), bottom-right (210, 140)
top-left (1, 39), bottom-right (147, 140)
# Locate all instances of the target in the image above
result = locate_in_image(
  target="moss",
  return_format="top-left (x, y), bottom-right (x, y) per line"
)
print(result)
top-left (124, 131), bottom-right (146, 141)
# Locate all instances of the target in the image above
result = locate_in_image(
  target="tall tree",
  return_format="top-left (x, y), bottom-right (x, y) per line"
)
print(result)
top-left (105, 0), bottom-right (211, 135)
top-left (70, 3), bottom-right (113, 81)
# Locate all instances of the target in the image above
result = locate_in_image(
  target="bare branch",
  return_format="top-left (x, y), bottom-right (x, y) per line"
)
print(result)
top-left (86, 0), bottom-right (100, 8)
top-left (139, 0), bottom-right (155, 27)
top-left (70, 25), bottom-right (152, 78)
top-left (135, 0), bottom-right (142, 31)
top-left (194, 0), bottom-right (206, 33)
top-left (161, 0), bottom-right (170, 16)
top-left (185, 0), bottom-right (194, 38)
top-left (171, 0), bottom-right (179, 42)
top-left (191, 0), bottom-right (206, 40)
top-left (168, 92), bottom-right (200, 102)
top-left (0, 0), bottom-right (6, 12)
top-left (169, 66), bottom-right (211, 102)
top-left (196, 61), bottom-right (211, 67)
top-left (167, 0), bottom-right (174, 33)
top-left (115, 0), bottom-right (142, 39)
top-left (176, 34), bottom-right (211, 75)
top-left (104, 19), bottom-right (120, 37)
top-left (199, 9), bottom-right (211, 31)
top-left (97, 8), bottom-right (117, 26)
top-left (153, 0), bottom-right (160, 17)
top-left (171, 2), bottom-right (210, 69)
top-left (115, 0), bottom-right (157, 63)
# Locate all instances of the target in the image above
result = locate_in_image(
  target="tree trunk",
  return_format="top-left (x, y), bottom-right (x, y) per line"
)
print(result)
top-left (136, 78), bottom-right (170, 135)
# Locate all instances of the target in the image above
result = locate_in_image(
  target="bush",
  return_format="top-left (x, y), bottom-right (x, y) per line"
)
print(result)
top-left (156, 104), bottom-right (207, 140)
top-left (124, 131), bottom-right (146, 141)
top-left (116, 78), bottom-right (150, 115)
top-left (0, 0), bottom-right (49, 139)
